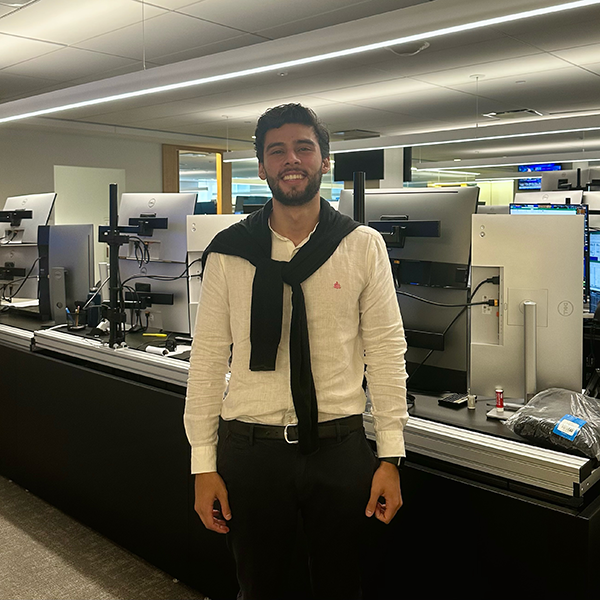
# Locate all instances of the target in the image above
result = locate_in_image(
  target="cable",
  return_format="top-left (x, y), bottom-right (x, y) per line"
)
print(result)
top-left (405, 276), bottom-right (500, 385)
top-left (0, 230), bottom-right (18, 245)
top-left (2, 257), bottom-right (40, 302)
top-left (396, 289), bottom-right (494, 308)
top-left (119, 257), bottom-right (202, 289)
top-left (397, 276), bottom-right (500, 308)
top-left (80, 275), bottom-right (110, 311)
top-left (128, 236), bottom-right (151, 267)
top-left (407, 305), bottom-right (468, 385)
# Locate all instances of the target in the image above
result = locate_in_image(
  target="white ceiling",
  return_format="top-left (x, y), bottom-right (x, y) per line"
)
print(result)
top-left (0, 0), bottom-right (599, 174)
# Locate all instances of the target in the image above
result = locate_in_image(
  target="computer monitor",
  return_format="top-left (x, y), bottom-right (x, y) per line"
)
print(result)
top-left (242, 204), bottom-right (263, 214)
top-left (476, 205), bottom-right (510, 215)
top-left (517, 178), bottom-right (542, 191)
top-left (583, 192), bottom-right (600, 229)
top-left (509, 203), bottom-right (589, 301)
top-left (234, 196), bottom-right (269, 214)
top-left (194, 201), bottom-right (217, 215)
top-left (339, 186), bottom-right (480, 393)
top-left (118, 193), bottom-right (197, 263)
top-left (0, 193), bottom-right (56, 244)
top-left (513, 190), bottom-right (583, 205)
top-left (471, 214), bottom-right (583, 399)
top-left (589, 231), bottom-right (600, 313)
top-left (541, 169), bottom-right (588, 192)
top-left (509, 203), bottom-right (588, 219)
top-left (37, 224), bottom-right (95, 322)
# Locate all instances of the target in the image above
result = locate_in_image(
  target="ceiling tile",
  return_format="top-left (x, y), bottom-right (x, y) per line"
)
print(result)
top-left (412, 54), bottom-right (567, 88)
top-left (135, 0), bottom-right (207, 9)
top-left (2, 47), bottom-right (141, 82)
top-left (362, 37), bottom-right (544, 79)
top-left (75, 10), bottom-right (254, 62)
top-left (177, 0), bottom-right (419, 36)
top-left (551, 43), bottom-right (600, 68)
top-left (148, 33), bottom-right (266, 65)
top-left (0, 0), bottom-right (166, 46)
top-left (0, 32), bottom-right (59, 69)
top-left (0, 71), bottom-right (58, 103)
top-left (312, 78), bottom-right (436, 104)
top-left (493, 8), bottom-right (600, 52)
top-left (456, 66), bottom-right (600, 116)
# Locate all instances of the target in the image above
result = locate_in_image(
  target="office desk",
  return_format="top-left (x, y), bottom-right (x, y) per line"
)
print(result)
top-left (1, 316), bottom-right (600, 599)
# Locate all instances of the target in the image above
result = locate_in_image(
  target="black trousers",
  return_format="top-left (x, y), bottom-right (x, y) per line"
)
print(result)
top-left (216, 420), bottom-right (380, 600)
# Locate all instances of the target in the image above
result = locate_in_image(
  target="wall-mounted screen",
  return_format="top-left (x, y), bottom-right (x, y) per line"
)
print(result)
top-left (333, 150), bottom-right (384, 182)
top-left (517, 178), bottom-right (542, 191)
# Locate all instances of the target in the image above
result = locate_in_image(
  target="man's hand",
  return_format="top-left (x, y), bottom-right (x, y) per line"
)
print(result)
top-left (365, 461), bottom-right (402, 524)
top-left (194, 472), bottom-right (232, 534)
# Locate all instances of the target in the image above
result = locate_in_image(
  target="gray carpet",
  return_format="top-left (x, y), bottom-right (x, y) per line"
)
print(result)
top-left (0, 476), bottom-right (207, 600)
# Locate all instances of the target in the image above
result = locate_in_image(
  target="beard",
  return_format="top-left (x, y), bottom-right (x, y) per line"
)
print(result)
top-left (265, 169), bottom-right (323, 207)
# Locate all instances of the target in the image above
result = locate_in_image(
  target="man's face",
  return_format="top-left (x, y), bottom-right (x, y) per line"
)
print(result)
top-left (258, 123), bottom-right (330, 207)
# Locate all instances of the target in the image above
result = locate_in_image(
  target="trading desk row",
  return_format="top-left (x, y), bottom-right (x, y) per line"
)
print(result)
top-left (2, 313), bottom-right (600, 598)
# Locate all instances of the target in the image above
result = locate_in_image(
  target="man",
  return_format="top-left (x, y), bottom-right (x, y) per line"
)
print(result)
top-left (185, 103), bottom-right (408, 600)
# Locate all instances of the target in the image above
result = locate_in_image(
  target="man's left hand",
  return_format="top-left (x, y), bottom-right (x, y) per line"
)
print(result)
top-left (365, 461), bottom-right (402, 524)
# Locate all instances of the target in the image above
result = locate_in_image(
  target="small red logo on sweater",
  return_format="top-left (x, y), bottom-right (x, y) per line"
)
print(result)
top-left (333, 281), bottom-right (341, 289)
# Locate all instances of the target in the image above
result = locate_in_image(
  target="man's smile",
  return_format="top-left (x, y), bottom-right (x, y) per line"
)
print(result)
top-left (281, 172), bottom-right (306, 181)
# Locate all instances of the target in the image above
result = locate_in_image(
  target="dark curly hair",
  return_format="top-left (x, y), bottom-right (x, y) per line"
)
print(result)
top-left (254, 103), bottom-right (330, 163)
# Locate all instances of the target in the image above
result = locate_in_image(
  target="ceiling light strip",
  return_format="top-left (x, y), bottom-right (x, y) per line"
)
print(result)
top-left (330, 126), bottom-right (600, 154)
top-left (0, 0), bottom-right (599, 124)
top-left (416, 157), bottom-right (600, 170)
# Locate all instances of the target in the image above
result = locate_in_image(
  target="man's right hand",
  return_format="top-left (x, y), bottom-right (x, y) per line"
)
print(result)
top-left (194, 472), bottom-right (232, 534)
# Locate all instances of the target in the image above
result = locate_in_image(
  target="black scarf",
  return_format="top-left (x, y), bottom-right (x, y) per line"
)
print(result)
top-left (202, 198), bottom-right (359, 454)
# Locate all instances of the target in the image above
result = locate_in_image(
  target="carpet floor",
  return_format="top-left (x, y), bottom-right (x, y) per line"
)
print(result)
top-left (0, 475), bottom-right (207, 600)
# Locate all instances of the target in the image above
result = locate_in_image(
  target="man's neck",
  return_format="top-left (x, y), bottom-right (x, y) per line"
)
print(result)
top-left (269, 195), bottom-right (321, 246)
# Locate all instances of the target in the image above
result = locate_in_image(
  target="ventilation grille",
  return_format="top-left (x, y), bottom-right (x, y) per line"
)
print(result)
top-left (483, 108), bottom-right (543, 120)
top-left (331, 129), bottom-right (380, 140)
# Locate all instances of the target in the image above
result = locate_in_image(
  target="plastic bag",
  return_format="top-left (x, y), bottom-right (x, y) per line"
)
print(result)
top-left (504, 388), bottom-right (600, 461)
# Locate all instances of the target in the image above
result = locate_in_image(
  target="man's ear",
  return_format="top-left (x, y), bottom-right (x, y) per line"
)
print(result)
top-left (258, 161), bottom-right (267, 180)
top-left (321, 156), bottom-right (331, 174)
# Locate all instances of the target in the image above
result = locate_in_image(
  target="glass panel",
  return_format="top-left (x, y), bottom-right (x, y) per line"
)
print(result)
top-left (230, 158), bottom-right (344, 213)
top-left (179, 152), bottom-right (217, 204)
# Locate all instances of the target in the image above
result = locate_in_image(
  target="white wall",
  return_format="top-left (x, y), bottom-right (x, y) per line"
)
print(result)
top-left (0, 125), bottom-right (162, 201)
top-left (54, 165), bottom-right (127, 282)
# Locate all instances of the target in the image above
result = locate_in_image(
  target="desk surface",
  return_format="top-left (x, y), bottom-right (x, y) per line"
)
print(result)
top-left (410, 393), bottom-right (525, 443)
top-left (0, 309), bottom-right (50, 331)
top-left (0, 310), bottom-right (563, 448)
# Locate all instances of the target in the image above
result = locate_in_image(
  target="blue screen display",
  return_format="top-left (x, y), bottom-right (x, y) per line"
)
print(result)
top-left (518, 177), bottom-right (542, 190)
top-left (518, 163), bottom-right (561, 172)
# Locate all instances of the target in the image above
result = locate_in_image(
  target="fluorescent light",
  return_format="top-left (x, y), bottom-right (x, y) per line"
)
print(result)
top-left (1, 0), bottom-right (599, 124)
top-left (425, 158), bottom-right (599, 170)
top-left (414, 169), bottom-right (481, 176)
top-left (331, 125), bottom-right (600, 154)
